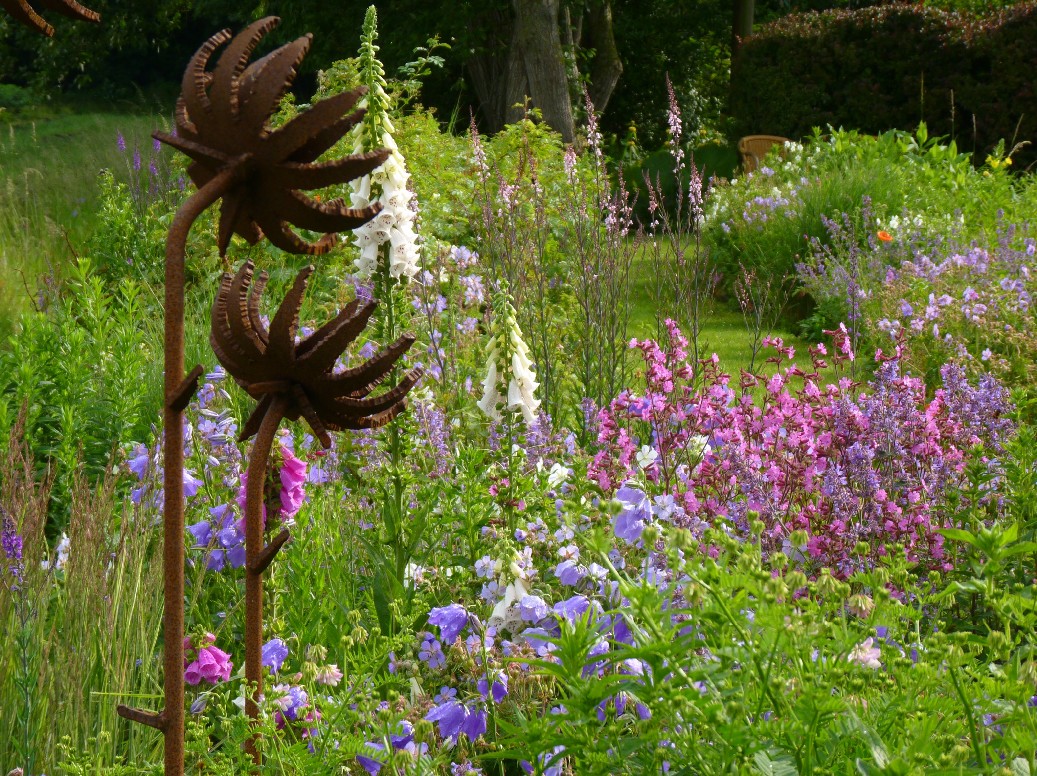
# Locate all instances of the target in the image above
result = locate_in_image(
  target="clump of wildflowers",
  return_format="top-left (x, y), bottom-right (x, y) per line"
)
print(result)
top-left (590, 320), bottom-right (1014, 575)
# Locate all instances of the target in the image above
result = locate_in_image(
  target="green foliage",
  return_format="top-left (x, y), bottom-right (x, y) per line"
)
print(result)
top-left (500, 510), bottom-right (1037, 774)
top-left (731, 2), bottom-right (1037, 169)
top-left (0, 83), bottom-right (32, 112)
top-left (0, 109), bottom-right (165, 334)
top-left (603, 0), bottom-right (732, 148)
top-left (704, 125), bottom-right (1037, 315)
top-left (1, 440), bottom-right (165, 771)
top-left (0, 259), bottom-right (163, 525)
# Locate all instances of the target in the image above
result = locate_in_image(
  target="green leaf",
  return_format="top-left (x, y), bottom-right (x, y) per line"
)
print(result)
top-left (936, 527), bottom-right (977, 547)
top-left (754, 750), bottom-right (799, 776)
top-left (1010, 758), bottom-right (1031, 776)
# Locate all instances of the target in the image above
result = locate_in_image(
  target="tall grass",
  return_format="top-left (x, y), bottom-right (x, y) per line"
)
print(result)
top-left (0, 418), bottom-right (165, 772)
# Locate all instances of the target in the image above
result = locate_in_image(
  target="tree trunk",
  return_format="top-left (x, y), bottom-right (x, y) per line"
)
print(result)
top-left (467, 0), bottom-right (626, 141)
top-left (732, 0), bottom-right (754, 55)
top-left (585, 1), bottom-right (622, 115)
top-left (466, 7), bottom-right (513, 134)
top-left (506, 0), bottom-right (575, 142)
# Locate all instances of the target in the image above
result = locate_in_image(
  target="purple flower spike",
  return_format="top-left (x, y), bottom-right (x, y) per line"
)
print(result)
top-left (127, 443), bottom-right (150, 480)
top-left (227, 545), bottom-right (246, 569)
top-left (186, 520), bottom-right (212, 548)
top-left (356, 752), bottom-right (383, 775)
top-left (205, 550), bottom-right (226, 572)
top-left (429, 603), bottom-right (470, 644)
top-left (478, 671), bottom-right (509, 704)
top-left (389, 720), bottom-right (415, 749)
top-left (460, 707), bottom-right (487, 739)
top-left (183, 468), bottom-right (203, 498)
top-left (262, 638), bottom-right (289, 673)
top-left (553, 595), bottom-right (593, 624)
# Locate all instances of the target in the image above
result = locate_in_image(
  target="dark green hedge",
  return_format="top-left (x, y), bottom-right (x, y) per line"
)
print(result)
top-left (731, 2), bottom-right (1037, 167)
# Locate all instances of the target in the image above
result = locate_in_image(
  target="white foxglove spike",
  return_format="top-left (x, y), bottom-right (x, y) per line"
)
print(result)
top-left (477, 288), bottom-right (540, 425)
top-left (349, 7), bottom-right (421, 282)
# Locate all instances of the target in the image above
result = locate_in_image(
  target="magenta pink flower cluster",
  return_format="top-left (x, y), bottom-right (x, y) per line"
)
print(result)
top-left (235, 443), bottom-right (308, 525)
top-left (590, 320), bottom-right (1013, 575)
top-left (184, 633), bottom-right (232, 685)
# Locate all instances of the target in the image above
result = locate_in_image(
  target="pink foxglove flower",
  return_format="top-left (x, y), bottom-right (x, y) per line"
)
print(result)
top-left (184, 633), bottom-right (233, 685)
top-left (235, 444), bottom-right (307, 524)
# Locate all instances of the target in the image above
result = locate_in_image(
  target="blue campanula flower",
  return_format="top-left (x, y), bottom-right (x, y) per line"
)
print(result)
top-left (477, 670), bottom-right (508, 703)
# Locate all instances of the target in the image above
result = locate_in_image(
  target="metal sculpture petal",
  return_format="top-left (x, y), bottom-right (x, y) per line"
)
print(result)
top-left (1, 0), bottom-right (99, 36)
top-left (212, 260), bottom-right (423, 448)
top-left (154, 16), bottom-right (389, 256)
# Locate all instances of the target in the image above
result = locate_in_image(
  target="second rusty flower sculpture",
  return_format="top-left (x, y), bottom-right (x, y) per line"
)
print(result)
top-left (116, 16), bottom-right (421, 773)
top-left (212, 260), bottom-right (420, 759)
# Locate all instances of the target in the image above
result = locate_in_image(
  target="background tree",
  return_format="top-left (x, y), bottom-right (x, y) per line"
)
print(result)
top-left (0, 0), bottom-right (745, 149)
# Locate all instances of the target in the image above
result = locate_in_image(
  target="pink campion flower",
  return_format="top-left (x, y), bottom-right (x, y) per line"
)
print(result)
top-left (848, 638), bottom-right (882, 669)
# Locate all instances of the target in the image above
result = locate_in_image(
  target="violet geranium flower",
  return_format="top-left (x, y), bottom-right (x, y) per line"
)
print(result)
top-left (428, 603), bottom-right (470, 644)
top-left (613, 485), bottom-right (651, 544)
top-left (262, 638), bottom-right (289, 673)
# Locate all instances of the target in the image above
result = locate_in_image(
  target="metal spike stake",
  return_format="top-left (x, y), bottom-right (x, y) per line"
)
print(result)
top-left (1, 0), bottom-right (99, 36)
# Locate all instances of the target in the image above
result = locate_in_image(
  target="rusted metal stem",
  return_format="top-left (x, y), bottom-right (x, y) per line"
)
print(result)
top-left (244, 393), bottom-right (289, 763)
top-left (160, 164), bottom-right (241, 776)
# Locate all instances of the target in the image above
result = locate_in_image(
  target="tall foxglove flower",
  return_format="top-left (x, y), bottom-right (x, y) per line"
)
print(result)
top-left (349, 6), bottom-right (421, 282)
top-left (478, 286), bottom-right (540, 425)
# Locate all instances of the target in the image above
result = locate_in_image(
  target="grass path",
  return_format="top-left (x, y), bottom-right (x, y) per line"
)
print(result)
top-left (0, 109), bottom-right (167, 332)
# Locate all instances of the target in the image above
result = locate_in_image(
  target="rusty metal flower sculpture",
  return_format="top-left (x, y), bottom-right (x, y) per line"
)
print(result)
top-left (213, 260), bottom-right (422, 448)
top-left (155, 16), bottom-right (389, 256)
top-left (116, 16), bottom-right (410, 776)
top-left (1, 0), bottom-right (99, 36)
top-left (210, 260), bottom-right (421, 761)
